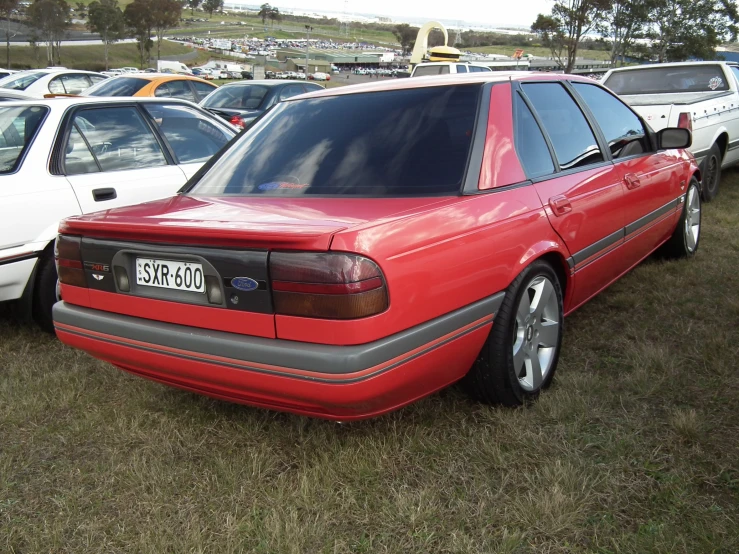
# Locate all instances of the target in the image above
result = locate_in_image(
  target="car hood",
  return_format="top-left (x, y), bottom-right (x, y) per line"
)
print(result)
top-left (60, 195), bottom-right (461, 250)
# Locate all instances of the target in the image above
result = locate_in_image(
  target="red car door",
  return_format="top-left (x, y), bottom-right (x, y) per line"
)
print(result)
top-left (570, 82), bottom-right (685, 270)
top-left (516, 82), bottom-right (626, 311)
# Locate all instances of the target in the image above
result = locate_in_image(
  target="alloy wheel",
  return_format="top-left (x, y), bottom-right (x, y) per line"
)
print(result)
top-left (512, 276), bottom-right (561, 391)
top-left (685, 185), bottom-right (701, 252)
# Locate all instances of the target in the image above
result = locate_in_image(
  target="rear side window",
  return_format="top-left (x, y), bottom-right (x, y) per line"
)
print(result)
top-left (604, 65), bottom-right (729, 95)
top-left (457, 65), bottom-right (468, 74)
top-left (191, 80), bottom-right (216, 101)
top-left (522, 83), bottom-right (604, 171)
top-left (413, 65), bottom-right (450, 76)
top-left (202, 84), bottom-right (270, 110)
top-left (144, 103), bottom-right (232, 164)
top-left (86, 77), bottom-right (150, 97)
top-left (514, 94), bottom-right (555, 178)
top-left (279, 84), bottom-right (305, 101)
top-left (572, 82), bottom-right (650, 158)
top-left (0, 105), bottom-right (47, 173)
top-left (190, 84), bottom-right (482, 196)
top-left (49, 74), bottom-right (92, 95)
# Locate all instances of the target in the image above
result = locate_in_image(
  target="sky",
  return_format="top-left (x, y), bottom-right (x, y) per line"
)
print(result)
top-left (281, 0), bottom-right (553, 28)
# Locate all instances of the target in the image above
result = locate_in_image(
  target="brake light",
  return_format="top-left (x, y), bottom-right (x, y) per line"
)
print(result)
top-left (677, 112), bottom-right (692, 133)
top-left (229, 115), bottom-right (245, 129)
top-left (55, 235), bottom-right (86, 288)
top-left (270, 253), bottom-right (388, 319)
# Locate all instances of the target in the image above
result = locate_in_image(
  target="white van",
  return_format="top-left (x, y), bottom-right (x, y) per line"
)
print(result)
top-left (411, 62), bottom-right (493, 77)
top-left (156, 61), bottom-right (192, 74)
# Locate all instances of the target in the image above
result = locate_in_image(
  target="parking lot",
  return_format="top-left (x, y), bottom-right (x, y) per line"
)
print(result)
top-left (2, 176), bottom-right (738, 552)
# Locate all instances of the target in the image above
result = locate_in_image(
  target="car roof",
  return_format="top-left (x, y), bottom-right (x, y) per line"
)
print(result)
top-left (293, 72), bottom-right (596, 100)
top-left (219, 79), bottom-right (312, 88)
top-left (0, 96), bottom-right (210, 109)
top-left (101, 73), bottom-right (211, 84)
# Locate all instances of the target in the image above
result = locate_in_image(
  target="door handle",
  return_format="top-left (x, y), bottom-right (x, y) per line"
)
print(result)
top-left (548, 195), bottom-right (572, 217)
top-left (92, 187), bottom-right (117, 202)
top-left (624, 174), bottom-right (641, 189)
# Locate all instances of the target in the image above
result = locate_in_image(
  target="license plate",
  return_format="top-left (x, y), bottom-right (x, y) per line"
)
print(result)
top-left (135, 258), bottom-right (205, 293)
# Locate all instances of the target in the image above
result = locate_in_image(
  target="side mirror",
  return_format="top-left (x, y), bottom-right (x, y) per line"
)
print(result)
top-left (658, 128), bottom-right (692, 150)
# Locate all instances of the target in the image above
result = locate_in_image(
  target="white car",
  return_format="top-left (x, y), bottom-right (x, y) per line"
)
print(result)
top-left (0, 69), bottom-right (108, 97)
top-left (410, 62), bottom-right (493, 77)
top-left (0, 97), bottom-right (236, 330)
top-left (119, 67), bottom-right (139, 74)
top-left (310, 72), bottom-right (329, 81)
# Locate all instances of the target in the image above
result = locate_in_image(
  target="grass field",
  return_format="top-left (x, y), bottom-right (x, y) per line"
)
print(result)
top-left (1, 175), bottom-right (738, 552)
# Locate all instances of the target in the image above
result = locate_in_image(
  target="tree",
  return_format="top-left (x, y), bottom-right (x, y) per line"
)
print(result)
top-left (598, 0), bottom-right (651, 65)
top-left (647, 0), bottom-right (738, 62)
top-left (393, 23), bottom-right (418, 56)
top-left (187, 0), bottom-right (201, 16)
top-left (531, 0), bottom-right (610, 73)
top-left (150, 0), bottom-right (181, 62)
top-left (87, 0), bottom-right (124, 70)
top-left (124, 0), bottom-right (154, 68)
top-left (202, 0), bottom-right (222, 17)
top-left (28, 0), bottom-right (70, 66)
top-left (268, 6), bottom-right (280, 26)
top-left (258, 3), bottom-right (270, 25)
top-left (0, 0), bottom-right (20, 69)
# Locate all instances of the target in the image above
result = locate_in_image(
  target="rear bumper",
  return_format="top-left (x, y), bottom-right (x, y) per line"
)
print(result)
top-left (53, 293), bottom-right (503, 420)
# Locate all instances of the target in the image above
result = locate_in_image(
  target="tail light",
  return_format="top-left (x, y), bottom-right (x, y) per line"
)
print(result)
top-left (677, 112), bottom-right (692, 133)
top-left (270, 252), bottom-right (388, 319)
top-left (55, 235), bottom-right (86, 288)
top-left (229, 115), bottom-right (245, 129)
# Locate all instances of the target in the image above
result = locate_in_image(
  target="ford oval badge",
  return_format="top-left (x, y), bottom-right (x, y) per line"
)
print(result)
top-left (231, 277), bottom-right (259, 292)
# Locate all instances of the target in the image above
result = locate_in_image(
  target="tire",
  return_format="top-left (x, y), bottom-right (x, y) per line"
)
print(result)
top-left (660, 178), bottom-right (701, 259)
top-left (463, 260), bottom-right (564, 407)
top-left (701, 143), bottom-right (722, 202)
top-left (32, 252), bottom-right (59, 333)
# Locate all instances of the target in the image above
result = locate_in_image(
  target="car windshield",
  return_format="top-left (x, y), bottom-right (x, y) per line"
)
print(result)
top-left (201, 84), bottom-right (271, 110)
top-left (604, 66), bottom-right (731, 95)
top-left (0, 71), bottom-right (48, 90)
top-left (189, 84), bottom-right (481, 196)
top-left (85, 77), bottom-right (150, 96)
top-left (0, 105), bottom-right (48, 173)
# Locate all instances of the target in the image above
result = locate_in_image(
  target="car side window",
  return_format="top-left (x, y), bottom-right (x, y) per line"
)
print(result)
top-left (64, 125), bottom-right (99, 175)
top-left (572, 82), bottom-right (650, 159)
top-left (456, 65), bottom-right (468, 73)
top-left (48, 76), bottom-right (65, 94)
top-left (67, 107), bottom-right (168, 173)
top-left (155, 80), bottom-right (196, 102)
top-left (89, 75), bottom-right (107, 86)
top-left (521, 82), bottom-right (604, 170)
top-left (303, 83), bottom-right (323, 93)
top-left (279, 84), bottom-right (306, 101)
top-left (63, 74), bottom-right (93, 94)
top-left (514, 93), bottom-right (555, 178)
top-left (191, 81), bottom-right (215, 101)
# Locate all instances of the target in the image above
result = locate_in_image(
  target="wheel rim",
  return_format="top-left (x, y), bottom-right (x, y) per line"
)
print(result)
top-left (512, 276), bottom-right (561, 392)
top-left (706, 156), bottom-right (718, 193)
top-left (685, 185), bottom-right (701, 252)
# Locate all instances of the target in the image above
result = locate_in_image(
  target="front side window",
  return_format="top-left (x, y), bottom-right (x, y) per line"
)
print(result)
top-left (144, 103), bottom-right (232, 164)
top-left (192, 81), bottom-right (216, 101)
top-left (572, 82), bottom-right (650, 158)
top-left (155, 80), bottom-right (196, 102)
top-left (0, 105), bottom-right (47, 173)
top-left (85, 77), bottom-right (150, 97)
top-left (189, 85), bottom-right (481, 196)
top-left (66, 107), bottom-right (167, 173)
top-left (522, 83), bottom-right (604, 171)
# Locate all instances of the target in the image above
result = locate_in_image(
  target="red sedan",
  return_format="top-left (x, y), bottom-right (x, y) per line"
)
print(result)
top-left (52, 74), bottom-right (702, 420)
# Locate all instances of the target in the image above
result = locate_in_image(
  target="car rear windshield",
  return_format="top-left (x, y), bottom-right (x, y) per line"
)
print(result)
top-left (201, 84), bottom-right (271, 110)
top-left (0, 71), bottom-right (47, 91)
top-left (604, 65), bottom-right (730, 95)
top-left (413, 65), bottom-right (451, 76)
top-left (189, 84), bottom-right (482, 197)
top-left (86, 77), bottom-right (150, 97)
top-left (0, 105), bottom-right (48, 173)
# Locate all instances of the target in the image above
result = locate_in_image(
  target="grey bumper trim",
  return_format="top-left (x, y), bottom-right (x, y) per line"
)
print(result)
top-left (53, 292), bottom-right (504, 379)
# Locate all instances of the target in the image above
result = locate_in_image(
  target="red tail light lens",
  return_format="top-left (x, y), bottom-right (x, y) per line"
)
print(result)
top-left (55, 234), bottom-right (86, 288)
top-left (677, 112), bottom-right (692, 133)
top-left (270, 252), bottom-right (388, 319)
top-left (229, 115), bottom-right (245, 128)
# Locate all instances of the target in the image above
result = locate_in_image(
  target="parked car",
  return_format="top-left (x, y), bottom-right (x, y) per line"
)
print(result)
top-left (411, 62), bottom-right (493, 77)
top-left (0, 89), bottom-right (35, 101)
top-left (83, 74), bottom-right (217, 102)
top-left (200, 80), bottom-right (323, 129)
top-left (0, 68), bottom-right (108, 96)
top-left (53, 74), bottom-right (701, 420)
top-left (0, 97), bottom-right (236, 330)
top-left (603, 61), bottom-right (739, 201)
top-left (0, 68), bottom-right (17, 79)
top-left (310, 72), bottom-right (330, 81)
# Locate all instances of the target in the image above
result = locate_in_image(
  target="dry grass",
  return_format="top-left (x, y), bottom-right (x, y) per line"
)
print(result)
top-left (2, 174), bottom-right (739, 553)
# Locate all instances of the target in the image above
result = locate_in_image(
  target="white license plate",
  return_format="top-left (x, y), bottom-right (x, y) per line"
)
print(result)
top-left (135, 258), bottom-right (205, 293)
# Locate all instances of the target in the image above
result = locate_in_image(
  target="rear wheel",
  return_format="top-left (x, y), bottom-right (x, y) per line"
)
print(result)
top-left (464, 260), bottom-right (564, 406)
top-left (701, 143), bottom-right (722, 202)
top-left (32, 252), bottom-right (59, 333)
top-left (660, 178), bottom-right (701, 259)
